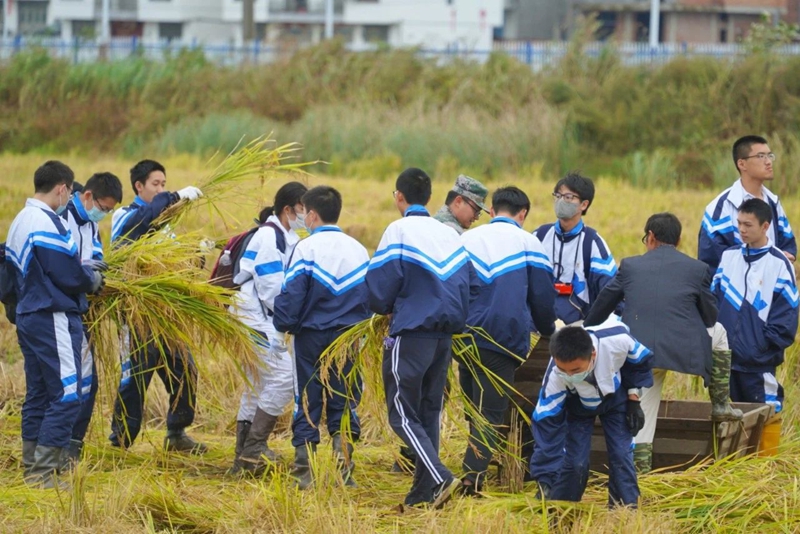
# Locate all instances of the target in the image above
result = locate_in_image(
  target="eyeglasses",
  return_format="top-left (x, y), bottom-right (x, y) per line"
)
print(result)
top-left (92, 199), bottom-right (115, 214)
top-left (465, 199), bottom-right (482, 219)
top-left (552, 192), bottom-right (581, 202)
top-left (641, 233), bottom-right (648, 245)
top-left (741, 152), bottom-right (776, 162)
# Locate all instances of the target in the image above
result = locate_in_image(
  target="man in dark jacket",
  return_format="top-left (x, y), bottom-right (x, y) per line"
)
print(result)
top-left (585, 213), bottom-right (741, 473)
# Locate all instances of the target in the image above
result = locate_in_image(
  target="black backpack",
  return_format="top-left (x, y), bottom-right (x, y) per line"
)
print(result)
top-left (0, 243), bottom-right (18, 324)
top-left (209, 222), bottom-right (286, 290)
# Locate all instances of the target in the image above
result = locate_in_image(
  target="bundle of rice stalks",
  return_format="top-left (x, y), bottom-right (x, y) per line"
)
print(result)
top-left (316, 317), bottom-right (533, 474)
top-left (86, 232), bottom-right (260, 380)
top-left (154, 135), bottom-right (316, 229)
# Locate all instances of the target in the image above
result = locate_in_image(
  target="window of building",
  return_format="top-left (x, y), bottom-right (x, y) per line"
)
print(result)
top-left (159, 22), bottom-right (183, 41)
top-left (594, 11), bottom-right (617, 41)
top-left (334, 24), bottom-right (353, 41)
top-left (18, 2), bottom-right (48, 36)
top-left (364, 24), bottom-right (389, 43)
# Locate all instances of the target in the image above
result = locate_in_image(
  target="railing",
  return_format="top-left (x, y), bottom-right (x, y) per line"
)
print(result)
top-left (2, 37), bottom-right (800, 68)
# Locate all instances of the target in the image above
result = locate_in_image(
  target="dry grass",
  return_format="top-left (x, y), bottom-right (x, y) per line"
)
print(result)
top-left (1, 153), bottom-right (800, 532)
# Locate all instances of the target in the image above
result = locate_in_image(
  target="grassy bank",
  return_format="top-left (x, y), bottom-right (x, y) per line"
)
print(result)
top-left (4, 42), bottom-right (800, 191)
top-left (1, 154), bottom-right (800, 531)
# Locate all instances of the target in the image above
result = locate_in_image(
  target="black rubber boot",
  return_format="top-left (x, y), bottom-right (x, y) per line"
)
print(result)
top-left (164, 429), bottom-right (208, 454)
top-left (25, 445), bottom-right (68, 490)
top-left (60, 439), bottom-right (84, 473)
top-left (332, 434), bottom-right (356, 487)
top-left (239, 409), bottom-right (280, 476)
top-left (291, 444), bottom-right (316, 490)
top-left (22, 440), bottom-right (36, 475)
top-left (227, 420), bottom-right (252, 476)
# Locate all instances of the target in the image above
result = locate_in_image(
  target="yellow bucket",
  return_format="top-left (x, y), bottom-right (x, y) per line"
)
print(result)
top-left (758, 417), bottom-right (781, 457)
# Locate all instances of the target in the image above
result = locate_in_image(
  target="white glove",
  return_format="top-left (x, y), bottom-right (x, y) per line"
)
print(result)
top-left (177, 186), bottom-right (203, 201)
top-left (271, 331), bottom-right (288, 353)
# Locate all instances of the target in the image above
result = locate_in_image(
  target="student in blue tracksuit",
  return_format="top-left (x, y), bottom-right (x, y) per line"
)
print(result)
top-left (531, 321), bottom-right (652, 507)
top-left (273, 186), bottom-right (371, 489)
top-left (366, 168), bottom-right (474, 510)
top-left (108, 159), bottom-right (207, 453)
top-left (6, 161), bottom-right (104, 488)
top-left (458, 186), bottom-right (557, 495)
top-left (60, 172), bottom-right (123, 468)
top-left (534, 172), bottom-right (618, 325)
top-left (699, 135), bottom-right (796, 275)
top-left (711, 198), bottom-right (799, 412)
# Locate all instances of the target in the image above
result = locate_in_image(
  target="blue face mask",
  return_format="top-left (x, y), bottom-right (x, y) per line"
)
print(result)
top-left (87, 205), bottom-right (107, 222)
top-left (56, 204), bottom-right (67, 215)
top-left (554, 357), bottom-right (596, 385)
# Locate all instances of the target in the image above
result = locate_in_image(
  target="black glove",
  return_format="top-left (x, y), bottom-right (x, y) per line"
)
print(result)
top-left (626, 399), bottom-right (645, 437)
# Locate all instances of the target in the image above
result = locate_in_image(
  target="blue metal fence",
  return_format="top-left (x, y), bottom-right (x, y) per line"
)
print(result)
top-left (3, 36), bottom-right (800, 69)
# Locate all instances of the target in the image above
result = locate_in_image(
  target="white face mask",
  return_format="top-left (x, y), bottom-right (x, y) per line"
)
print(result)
top-left (289, 211), bottom-right (306, 231)
top-left (555, 198), bottom-right (581, 220)
top-left (554, 357), bottom-right (596, 385)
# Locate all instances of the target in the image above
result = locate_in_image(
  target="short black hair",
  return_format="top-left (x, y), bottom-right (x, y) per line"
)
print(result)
top-left (85, 172), bottom-right (123, 203)
top-left (302, 185), bottom-right (342, 224)
top-left (258, 181), bottom-right (308, 223)
top-left (396, 168), bottom-right (432, 206)
top-left (130, 159), bottom-right (166, 194)
top-left (733, 135), bottom-right (769, 172)
top-left (34, 160), bottom-right (74, 194)
top-left (72, 181), bottom-right (84, 194)
top-left (739, 198), bottom-right (773, 226)
top-left (445, 190), bottom-right (459, 206)
top-left (554, 171), bottom-right (595, 215)
top-left (644, 212), bottom-right (682, 246)
top-left (492, 186), bottom-right (530, 217)
top-left (550, 326), bottom-right (594, 363)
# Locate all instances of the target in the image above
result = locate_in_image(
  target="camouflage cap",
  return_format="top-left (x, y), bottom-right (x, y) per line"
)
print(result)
top-left (451, 174), bottom-right (489, 212)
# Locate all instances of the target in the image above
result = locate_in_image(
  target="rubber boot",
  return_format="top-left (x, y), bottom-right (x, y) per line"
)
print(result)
top-left (164, 428), bottom-right (208, 454)
top-left (60, 439), bottom-right (84, 473)
top-left (25, 446), bottom-right (68, 490)
top-left (227, 420), bottom-right (252, 476)
top-left (291, 444), bottom-right (316, 490)
top-left (239, 409), bottom-right (280, 476)
top-left (332, 434), bottom-right (356, 487)
top-left (22, 440), bottom-right (36, 475)
top-left (710, 350), bottom-right (744, 422)
top-left (633, 443), bottom-right (653, 474)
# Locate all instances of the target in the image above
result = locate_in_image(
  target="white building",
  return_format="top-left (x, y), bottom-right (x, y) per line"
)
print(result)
top-left (220, 0), bottom-right (503, 50)
top-left (26, 0), bottom-right (502, 50)
top-left (47, 0), bottom-right (232, 41)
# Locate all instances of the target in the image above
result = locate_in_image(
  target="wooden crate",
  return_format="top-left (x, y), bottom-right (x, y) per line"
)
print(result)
top-left (589, 400), bottom-right (775, 473)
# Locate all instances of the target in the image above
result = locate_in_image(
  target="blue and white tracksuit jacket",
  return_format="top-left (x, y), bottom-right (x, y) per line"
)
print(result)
top-left (699, 179), bottom-right (796, 274)
top-left (274, 225), bottom-right (371, 334)
top-left (6, 199), bottom-right (98, 446)
top-left (461, 216), bottom-right (557, 359)
top-left (711, 244), bottom-right (799, 374)
top-left (232, 215), bottom-right (300, 420)
top-left (6, 199), bottom-right (96, 316)
top-left (535, 221), bottom-right (618, 324)
top-left (111, 192), bottom-right (178, 244)
top-left (61, 194), bottom-right (103, 403)
top-left (366, 205), bottom-right (474, 337)
top-left (530, 319), bottom-right (653, 487)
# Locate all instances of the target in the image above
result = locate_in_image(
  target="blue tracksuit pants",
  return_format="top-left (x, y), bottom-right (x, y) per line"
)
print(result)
top-left (383, 334), bottom-right (453, 506)
top-left (292, 328), bottom-right (362, 448)
top-left (17, 311), bottom-right (84, 448)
